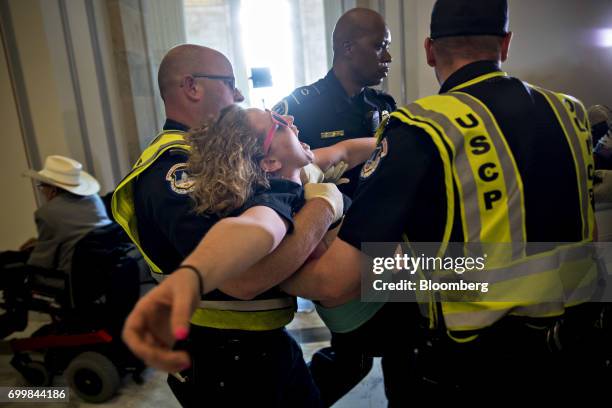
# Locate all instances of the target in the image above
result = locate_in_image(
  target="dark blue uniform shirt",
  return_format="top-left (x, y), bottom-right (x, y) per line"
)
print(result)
top-left (273, 70), bottom-right (397, 198)
top-left (133, 119), bottom-right (218, 275)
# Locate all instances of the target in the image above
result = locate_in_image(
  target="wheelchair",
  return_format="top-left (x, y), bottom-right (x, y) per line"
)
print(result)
top-left (0, 222), bottom-right (151, 403)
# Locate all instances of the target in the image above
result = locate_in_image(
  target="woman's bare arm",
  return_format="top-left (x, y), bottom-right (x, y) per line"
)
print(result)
top-left (180, 205), bottom-right (289, 293)
top-left (312, 138), bottom-right (376, 171)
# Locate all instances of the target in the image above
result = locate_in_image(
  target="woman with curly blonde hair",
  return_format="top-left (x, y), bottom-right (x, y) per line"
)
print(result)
top-left (188, 104), bottom-right (282, 217)
top-left (122, 103), bottom-right (375, 407)
top-left (188, 104), bottom-right (371, 218)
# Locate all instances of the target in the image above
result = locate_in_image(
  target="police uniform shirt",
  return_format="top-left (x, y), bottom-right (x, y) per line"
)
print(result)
top-left (133, 119), bottom-right (219, 274)
top-left (339, 60), bottom-right (585, 248)
top-left (273, 70), bottom-right (397, 198)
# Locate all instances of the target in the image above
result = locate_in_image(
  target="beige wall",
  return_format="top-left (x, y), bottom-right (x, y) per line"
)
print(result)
top-left (10, 0), bottom-right (73, 162)
top-left (505, 0), bottom-right (612, 108)
top-left (383, 0), bottom-right (612, 107)
top-left (0, 0), bottom-right (183, 249)
top-left (0, 25), bottom-right (38, 249)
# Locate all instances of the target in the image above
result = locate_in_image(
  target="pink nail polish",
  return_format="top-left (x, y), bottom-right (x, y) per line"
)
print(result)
top-left (174, 327), bottom-right (188, 340)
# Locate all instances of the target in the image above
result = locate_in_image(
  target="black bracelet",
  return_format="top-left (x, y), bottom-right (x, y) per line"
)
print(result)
top-left (177, 264), bottom-right (204, 295)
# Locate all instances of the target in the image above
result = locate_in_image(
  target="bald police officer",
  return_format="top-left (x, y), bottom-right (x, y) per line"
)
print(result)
top-left (114, 44), bottom-right (341, 407)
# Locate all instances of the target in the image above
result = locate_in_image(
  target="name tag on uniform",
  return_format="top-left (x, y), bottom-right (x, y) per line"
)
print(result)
top-left (321, 130), bottom-right (344, 139)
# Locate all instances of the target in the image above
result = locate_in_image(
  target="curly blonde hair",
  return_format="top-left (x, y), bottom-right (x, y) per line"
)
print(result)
top-left (188, 104), bottom-right (270, 216)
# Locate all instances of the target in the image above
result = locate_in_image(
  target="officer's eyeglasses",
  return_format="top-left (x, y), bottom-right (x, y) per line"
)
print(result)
top-left (191, 73), bottom-right (236, 92)
top-left (263, 110), bottom-right (289, 155)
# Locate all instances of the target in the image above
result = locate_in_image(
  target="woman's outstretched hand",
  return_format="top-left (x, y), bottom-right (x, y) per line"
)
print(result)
top-left (122, 268), bottom-right (201, 373)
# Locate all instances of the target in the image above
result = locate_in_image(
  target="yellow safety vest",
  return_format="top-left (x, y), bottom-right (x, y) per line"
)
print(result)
top-left (112, 130), bottom-right (296, 330)
top-left (387, 72), bottom-right (597, 335)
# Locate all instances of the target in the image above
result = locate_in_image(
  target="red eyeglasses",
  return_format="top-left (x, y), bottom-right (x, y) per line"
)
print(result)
top-left (263, 110), bottom-right (289, 155)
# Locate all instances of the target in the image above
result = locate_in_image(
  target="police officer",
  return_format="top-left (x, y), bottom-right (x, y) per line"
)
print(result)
top-left (272, 8), bottom-right (397, 406)
top-left (281, 0), bottom-right (602, 402)
top-left (113, 44), bottom-right (342, 407)
top-left (274, 8), bottom-right (396, 199)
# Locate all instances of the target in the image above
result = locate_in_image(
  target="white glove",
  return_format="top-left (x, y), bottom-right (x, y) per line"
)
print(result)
top-left (300, 163), bottom-right (325, 184)
top-left (324, 161), bottom-right (350, 185)
top-left (594, 170), bottom-right (612, 203)
top-left (304, 183), bottom-right (344, 223)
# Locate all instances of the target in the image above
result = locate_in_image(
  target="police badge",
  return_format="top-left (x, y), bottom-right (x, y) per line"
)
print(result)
top-left (166, 163), bottom-right (195, 194)
top-left (360, 138), bottom-right (388, 179)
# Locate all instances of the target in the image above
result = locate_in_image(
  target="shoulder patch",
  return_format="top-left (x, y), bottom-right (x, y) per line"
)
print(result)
top-left (290, 84), bottom-right (326, 104)
top-left (360, 138), bottom-right (388, 179)
top-left (272, 99), bottom-right (289, 115)
top-left (165, 163), bottom-right (195, 194)
top-left (290, 87), bottom-right (313, 105)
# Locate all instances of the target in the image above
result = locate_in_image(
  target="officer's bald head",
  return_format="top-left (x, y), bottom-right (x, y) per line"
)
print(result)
top-left (332, 8), bottom-right (387, 59)
top-left (158, 44), bottom-right (242, 128)
top-left (158, 44), bottom-right (231, 101)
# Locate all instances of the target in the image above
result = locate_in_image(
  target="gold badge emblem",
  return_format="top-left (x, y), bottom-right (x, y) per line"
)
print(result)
top-left (360, 139), bottom-right (388, 179)
top-left (166, 163), bottom-right (195, 194)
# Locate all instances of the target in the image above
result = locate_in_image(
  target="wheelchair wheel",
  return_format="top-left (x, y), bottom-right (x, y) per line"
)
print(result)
top-left (21, 361), bottom-right (51, 386)
top-left (65, 352), bottom-right (120, 403)
top-left (11, 354), bottom-right (51, 386)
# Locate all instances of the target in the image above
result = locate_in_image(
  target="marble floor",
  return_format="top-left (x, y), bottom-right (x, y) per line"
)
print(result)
top-left (0, 299), bottom-right (386, 407)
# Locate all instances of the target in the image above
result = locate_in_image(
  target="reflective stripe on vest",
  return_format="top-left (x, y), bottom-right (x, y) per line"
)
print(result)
top-left (112, 131), bottom-right (190, 277)
top-left (190, 308), bottom-right (295, 331)
top-left (198, 297), bottom-right (294, 311)
top-left (531, 86), bottom-right (595, 241)
top-left (112, 131), bottom-right (296, 330)
top-left (449, 71), bottom-right (508, 93)
top-left (399, 93), bottom-right (527, 264)
top-left (150, 275), bottom-right (296, 329)
top-left (438, 242), bottom-right (598, 330)
top-left (391, 77), bottom-right (595, 332)
top-left (190, 297), bottom-right (297, 331)
top-left (386, 109), bottom-right (456, 329)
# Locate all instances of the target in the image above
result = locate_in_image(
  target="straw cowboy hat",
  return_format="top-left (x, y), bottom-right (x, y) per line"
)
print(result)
top-left (588, 104), bottom-right (611, 127)
top-left (23, 155), bottom-right (100, 196)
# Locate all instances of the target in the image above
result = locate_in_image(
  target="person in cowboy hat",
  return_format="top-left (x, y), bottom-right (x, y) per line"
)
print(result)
top-left (21, 155), bottom-right (112, 274)
top-left (0, 155), bottom-right (111, 337)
